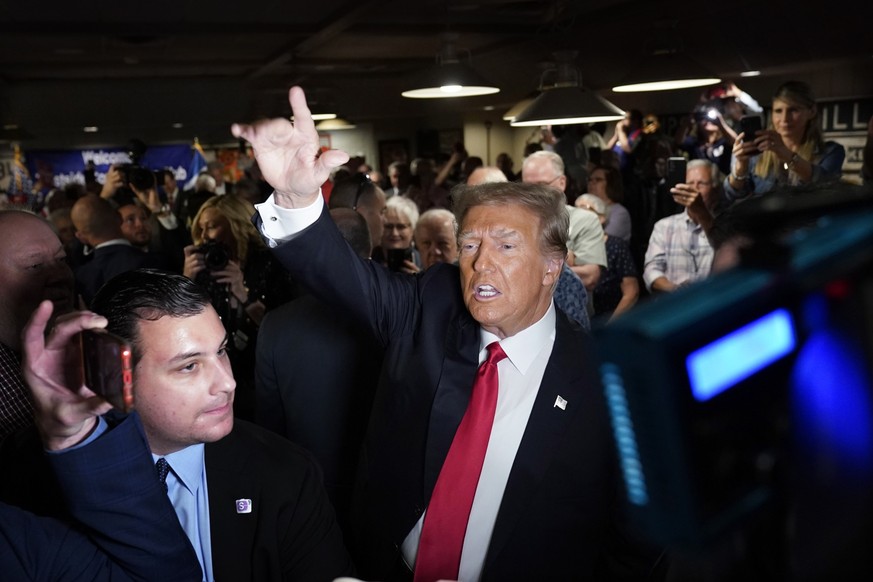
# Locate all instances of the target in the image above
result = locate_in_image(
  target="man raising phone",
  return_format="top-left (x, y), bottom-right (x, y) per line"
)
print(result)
top-left (2, 269), bottom-right (353, 582)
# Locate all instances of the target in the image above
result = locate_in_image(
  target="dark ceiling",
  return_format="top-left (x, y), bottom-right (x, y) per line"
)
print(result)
top-left (1, 0), bottom-right (869, 148)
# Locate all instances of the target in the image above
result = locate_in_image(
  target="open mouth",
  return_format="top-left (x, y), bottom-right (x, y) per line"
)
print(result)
top-left (475, 284), bottom-right (500, 299)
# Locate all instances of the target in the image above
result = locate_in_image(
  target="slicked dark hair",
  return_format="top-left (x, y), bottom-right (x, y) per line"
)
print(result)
top-left (91, 269), bottom-right (212, 364)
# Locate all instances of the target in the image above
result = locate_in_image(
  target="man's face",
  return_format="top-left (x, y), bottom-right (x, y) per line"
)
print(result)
top-left (119, 204), bottom-right (151, 247)
top-left (389, 168), bottom-right (400, 187)
top-left (686, 165), bottom-right (715, 211)
top-left (163, 173), bottom-right (178, 194)
top-left (415, 217), bottom-right (458, 270)
top-left (522, 158), bottom-right (566, 193)
top-left (132, 306), bottom-right (235, 455)
top-left (357, 187), bottom-right (387, 249)
top-left (0, 214), bottom-right (74, 348)
top-left (458, 204), bottom-right (561, 339)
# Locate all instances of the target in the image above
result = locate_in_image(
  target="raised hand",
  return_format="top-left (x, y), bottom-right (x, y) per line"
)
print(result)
top-left (22, 301), bottom-right (113, 450)
top-left (231, 86), bottom-right (350, 208)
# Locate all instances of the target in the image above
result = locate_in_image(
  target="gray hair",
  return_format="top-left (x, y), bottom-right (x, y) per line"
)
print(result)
top-left (522, 150), bottom-right (565, 178)
top-left (386, 195), bottom-right (420, 229)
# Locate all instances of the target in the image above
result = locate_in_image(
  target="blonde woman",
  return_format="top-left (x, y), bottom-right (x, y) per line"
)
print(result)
top-left (724, 81), bottom-right (845, 204)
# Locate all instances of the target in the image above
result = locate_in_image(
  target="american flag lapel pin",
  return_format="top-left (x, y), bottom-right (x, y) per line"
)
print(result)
top-left (235, 499), bottom-right (252, 514)
top-left (554, 395), bottom-right (568, 410)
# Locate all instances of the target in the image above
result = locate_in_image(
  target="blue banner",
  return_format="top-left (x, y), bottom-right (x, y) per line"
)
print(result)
top-left (24, 144), bottom-right (198, 189)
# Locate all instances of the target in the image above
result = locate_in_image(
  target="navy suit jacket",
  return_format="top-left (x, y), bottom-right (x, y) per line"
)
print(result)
top-left (265, 208), bottom-right (660, 581)
top-left (1, 416), bottom-right (352, 581)
top-left (75, 243), bottom-right (165, 306)
top-left (0, 414), bottom-right (201, 581)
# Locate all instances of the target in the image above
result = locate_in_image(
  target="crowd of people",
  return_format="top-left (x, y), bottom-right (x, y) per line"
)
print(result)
top-left (0, 78), bottom-right (867, 581)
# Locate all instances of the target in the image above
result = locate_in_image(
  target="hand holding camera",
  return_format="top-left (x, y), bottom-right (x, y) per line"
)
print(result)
top-left (184, 241), bottom-right (248, 303)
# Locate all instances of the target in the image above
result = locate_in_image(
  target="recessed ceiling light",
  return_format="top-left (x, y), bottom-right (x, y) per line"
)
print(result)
top-left (740, 70), bottom-right (761, 77)
top-left (172, 122), bottom-right (184, 129)
top-left (83, 126), bottom-right (99, 133)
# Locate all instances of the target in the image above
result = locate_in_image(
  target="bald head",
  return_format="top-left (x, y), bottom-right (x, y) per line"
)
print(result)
top-left (71, 195), bottom-right (124, 246)
top-left (466, 166), bottom-right (509, 186)
top-left (329, 175), bottom-right (387, 249)
top-left (330, 208), bottom-right (372, 259)
top-left (0, 210), bottom-right (75, 349)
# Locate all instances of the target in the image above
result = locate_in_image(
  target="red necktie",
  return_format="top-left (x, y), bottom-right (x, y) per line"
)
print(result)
top-left (414, 341), bottom-right (507, 582)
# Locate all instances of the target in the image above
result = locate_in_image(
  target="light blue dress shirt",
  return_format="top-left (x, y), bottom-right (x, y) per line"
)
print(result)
top-left (153, 445), bottom-right (213, 582)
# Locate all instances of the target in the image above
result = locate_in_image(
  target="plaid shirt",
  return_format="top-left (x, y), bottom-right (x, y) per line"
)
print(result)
top-left (0, 342), bottom-right (33, 443)
top-left (643, 211), bottom-right (713, 291)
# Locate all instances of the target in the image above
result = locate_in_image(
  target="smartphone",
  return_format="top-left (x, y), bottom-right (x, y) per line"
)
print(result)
top-left (386, 247), bottom-right (413, 272)
top-left (740, 115), bottom-right (762, 141)
top-left (79, 329), bottom-right (134, 411)
top-left (666, 157), bottom-right (687, 191)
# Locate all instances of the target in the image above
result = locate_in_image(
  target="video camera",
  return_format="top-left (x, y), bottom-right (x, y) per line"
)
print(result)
top-left (594, 184), bottom-right (873, 574)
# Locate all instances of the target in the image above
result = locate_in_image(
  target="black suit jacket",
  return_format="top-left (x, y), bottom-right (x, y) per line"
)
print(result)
top-left (204, 419), bottom-right (354, 582)
top-left (266, 208), bottom-right (660, 581)
top-left (255, 294), bottom-right (383, 533)
top-left (74, 243), bottom-right (165, 306)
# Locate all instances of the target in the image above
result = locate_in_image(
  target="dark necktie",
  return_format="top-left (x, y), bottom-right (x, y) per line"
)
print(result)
top-left (414, 341), bottom-right (507, 582)
top-left (155, 457), bottom-right (170, 493)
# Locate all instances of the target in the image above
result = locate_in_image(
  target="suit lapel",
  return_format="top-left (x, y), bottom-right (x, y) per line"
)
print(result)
top-left (422, 312), bottom-right (480, 498)
top-left (206, 431), bottom-right (262, 581)
top-left (483, 315), bottom-right (591, 571)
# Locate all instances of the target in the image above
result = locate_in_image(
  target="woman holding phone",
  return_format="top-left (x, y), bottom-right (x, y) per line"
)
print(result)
top-left (376, 195), bottom-right (422, 274)
top-left (723, 81), bottom-right (845, 205)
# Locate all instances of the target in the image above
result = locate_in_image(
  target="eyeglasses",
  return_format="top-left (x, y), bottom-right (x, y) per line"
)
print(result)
top-left (384, 222), bottom-right (410, 232)
top-left (352, 173), bottom-right (372, 211)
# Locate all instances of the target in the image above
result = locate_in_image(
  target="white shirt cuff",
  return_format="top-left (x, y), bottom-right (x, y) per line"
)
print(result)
top-left (255, 192), bottom-right (324, 247)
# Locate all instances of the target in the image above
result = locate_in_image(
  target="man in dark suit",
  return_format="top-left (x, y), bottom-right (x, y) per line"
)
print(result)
top-left (234, 87), bottom-right (662, 581)
top-left (70, 194), bottom-right (165, 306)
top-left (2, 299), bottom-right (201, 581)
top-left (87, 269), bottom-right (353, 581)
top-left (256, 208), bottom-right (383, 533)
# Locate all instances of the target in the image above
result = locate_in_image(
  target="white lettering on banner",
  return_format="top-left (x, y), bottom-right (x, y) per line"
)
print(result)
top-left (832, 105), bottom-right (848, 131)
top-left (853, 103), bottom-right (865, 129)
top-left (80, 150), bottom-right (131, 166)
top-left (55, 172), bottom-right (85, 187)
top-left (170, 165), bottom-right (187, 182)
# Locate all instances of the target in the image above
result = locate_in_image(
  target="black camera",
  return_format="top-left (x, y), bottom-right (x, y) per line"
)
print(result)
top-left (117, 164), bottom-right (156, 192)
top-left (195, 240), bottom-right (230, 271)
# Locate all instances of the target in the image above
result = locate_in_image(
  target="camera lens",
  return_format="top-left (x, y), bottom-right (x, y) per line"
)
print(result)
top-left (199, 241), bottom-right (229, 270)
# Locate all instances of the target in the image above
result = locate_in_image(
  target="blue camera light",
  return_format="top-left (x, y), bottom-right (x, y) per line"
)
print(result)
top-left (686, 308), bottom-right (797, 402)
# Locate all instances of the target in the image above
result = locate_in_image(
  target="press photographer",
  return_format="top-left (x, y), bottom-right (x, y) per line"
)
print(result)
top-left (183, 194), bottom-right (298, 419)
